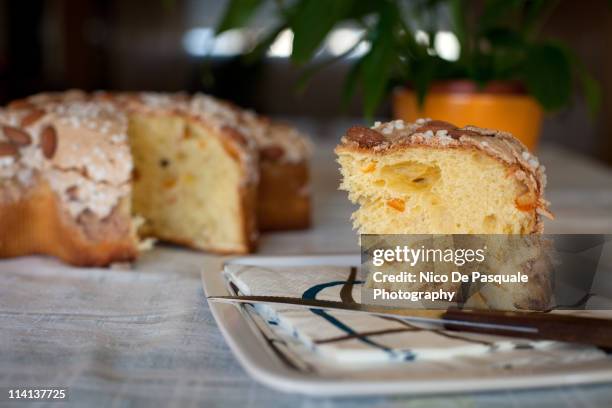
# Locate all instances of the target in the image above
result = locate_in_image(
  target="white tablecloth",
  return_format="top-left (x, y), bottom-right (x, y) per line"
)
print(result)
top-left (1, 120), bottom-right (612, 406)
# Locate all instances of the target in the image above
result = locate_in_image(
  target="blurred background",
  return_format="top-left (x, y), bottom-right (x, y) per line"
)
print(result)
top-left (0, 0), bottom-right (610, 164)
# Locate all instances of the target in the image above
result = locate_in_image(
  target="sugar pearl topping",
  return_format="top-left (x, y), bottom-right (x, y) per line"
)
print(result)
top-left (356, 118), bottom-right (543, 172)
top-left (121, 92), bottom-right (311, 164)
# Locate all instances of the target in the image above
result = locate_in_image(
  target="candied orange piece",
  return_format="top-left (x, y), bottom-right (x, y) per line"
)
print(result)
top-left (387, 198), bottom-right (405, 212)
top-left (361, 161), bottom-right (377, 173)
top-left (163, 177), bottom-right (177, 189)
top-left (515, 191), bottom-right (536, 212)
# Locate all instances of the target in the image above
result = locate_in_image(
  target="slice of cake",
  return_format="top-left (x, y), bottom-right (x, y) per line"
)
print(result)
top-left (336, 119), bottom-right (552, 234)
top-left (338, 119), bottom-right (554, 311)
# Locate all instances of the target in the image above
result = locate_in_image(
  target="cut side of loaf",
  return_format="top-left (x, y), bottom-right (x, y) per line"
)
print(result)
top-left (128, 111), bottom-right (256, 253)
top-left (336, 119), bottom-right (552, 234)
top-left (183, 99), bottom-right (312, 232)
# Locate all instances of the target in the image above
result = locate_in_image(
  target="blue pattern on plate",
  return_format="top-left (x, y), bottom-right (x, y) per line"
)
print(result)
top-left (301, 280), bottom-right (408, 355)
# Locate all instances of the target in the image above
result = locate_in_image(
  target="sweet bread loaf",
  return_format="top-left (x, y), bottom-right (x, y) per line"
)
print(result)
top-left (336, 119), bottom-right (552, 234)
top-left (0, 91), bottom-right (311, 265)
top-left (0, 93), bottom-right (257, 263)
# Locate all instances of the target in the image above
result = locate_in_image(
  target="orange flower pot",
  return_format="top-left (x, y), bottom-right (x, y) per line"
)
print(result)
top-left (393, 80), bottom-right (543, 151)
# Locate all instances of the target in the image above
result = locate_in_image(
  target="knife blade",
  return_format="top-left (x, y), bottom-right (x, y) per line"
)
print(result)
top-left (208, 295), bottom-right (612, 348)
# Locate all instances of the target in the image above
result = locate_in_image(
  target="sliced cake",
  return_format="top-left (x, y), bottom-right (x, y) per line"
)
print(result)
top-left (0, 90), bottom-right (312, 265)
top-left (337, 119), bottom-right (554, 310)
top-left (336, 119), bottom-right (552, 234)
top-left (0, 93), bottom-right (258, 265)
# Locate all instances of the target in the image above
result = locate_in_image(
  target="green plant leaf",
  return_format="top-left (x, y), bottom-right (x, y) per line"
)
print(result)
top-left (289, 0), bottom-right (354, 65)
top-left (564, 47), bottom-right (602, 116)
top-left (521, 0), bottom-right (555, 38)
top-left (344, 0), bottom-right (382, 19)
top-left (295, 31), bottom-right (367, 94)
top-left (522, 43), bottom-right (572, 111)
top-left (359, 3), bottom-right (398, 119)
top-left (410, 58), bottom-right (437, 106)
top-left (483, 27), bottom-right (524, 48)
top-left (449, 0), bottom-right (468, 60)
top-left (341, 60), bottom-right (362, 110)
top-left (243, 24), bottom-right (287, 64)
top-left (395, 15), bottom-right (423, 60)
top-left (490, 49), bottom-right (525, 79)
top-left (479, 0), bottom-right (522, 30)
top-left (212, 0), bottom-right (593, 120)
top-left (578, 71), bottom-right (602, 118)
top-left (216, 0), bottom-right (263, 34)
top-left (470, 52), bottom-right (496, 83)
top-left (481, 27), bottom-right (526, 79)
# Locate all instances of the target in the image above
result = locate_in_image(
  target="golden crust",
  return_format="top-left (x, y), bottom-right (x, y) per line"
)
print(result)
top-left (0, 179), bottom-right (138, 266)
top-left (257, 122), bottom-right (311, 230)
top-left (336, 119), bottom-right (552, 232)
top-left (258, 159), bottom-right (310, 231)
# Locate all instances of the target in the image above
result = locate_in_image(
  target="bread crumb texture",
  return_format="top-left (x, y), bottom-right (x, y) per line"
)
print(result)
top-left (336, 119), bottom-right (551, 234)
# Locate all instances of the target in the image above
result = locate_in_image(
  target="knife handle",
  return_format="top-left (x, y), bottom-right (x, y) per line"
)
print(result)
top-left (442, 309), bottom-right (612, 349)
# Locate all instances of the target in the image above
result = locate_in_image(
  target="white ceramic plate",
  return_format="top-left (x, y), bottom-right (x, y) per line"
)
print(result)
top-left (202, 254), bottom-right (612, 396)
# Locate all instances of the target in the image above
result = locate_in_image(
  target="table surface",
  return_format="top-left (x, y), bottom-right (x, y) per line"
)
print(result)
top-left (1, 120), bottom-right (612, 407)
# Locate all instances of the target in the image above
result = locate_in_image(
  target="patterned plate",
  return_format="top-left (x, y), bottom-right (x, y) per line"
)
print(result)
top-left (202, 254), bottom-right (612, 396)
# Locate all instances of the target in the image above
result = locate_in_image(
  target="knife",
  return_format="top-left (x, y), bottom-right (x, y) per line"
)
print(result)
top-left (208, 295), bottom-right (612, 349)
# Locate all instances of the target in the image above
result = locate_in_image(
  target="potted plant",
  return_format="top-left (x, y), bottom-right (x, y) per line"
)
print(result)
top-left (217, 0), bottom-right (600, 149)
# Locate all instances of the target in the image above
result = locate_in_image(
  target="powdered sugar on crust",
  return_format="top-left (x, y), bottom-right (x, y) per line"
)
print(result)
top-left (337, 118), bottom-right (551, 222)
top-left (259, 122), bottom-right (312, 163)
top-left (190, 94), bottom-right (311, 163)
top-left (0, 98), bottom-right (131, 219)
top-left (116, 92), bottom-right (310, 181)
